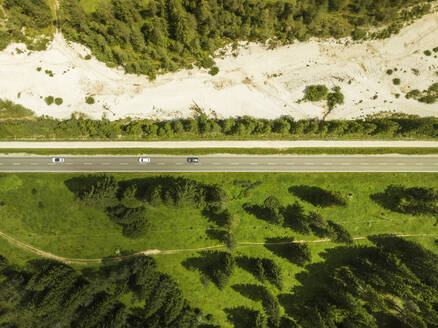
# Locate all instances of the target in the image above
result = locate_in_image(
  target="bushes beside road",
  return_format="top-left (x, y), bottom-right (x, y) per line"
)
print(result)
top-left (3, 110), bottom-right (438, 140)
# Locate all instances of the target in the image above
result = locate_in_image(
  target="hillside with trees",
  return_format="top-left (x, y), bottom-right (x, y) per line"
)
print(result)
top-left (0, 255), bottom-right (202, 328)
top-left (58, 0), bottom-right (434, 78)
top-left (0, 0), bottom-right (54, 50)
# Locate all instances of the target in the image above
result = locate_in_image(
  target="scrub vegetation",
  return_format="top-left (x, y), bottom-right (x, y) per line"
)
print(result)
top-left (0, 172), bottom-right (438, 327)
top-left (3, 103), bottom-right (438, 140)
top-left (405, 82), bottom-right (438, 104)
top-left (0, 0), bottom-right (54, 51)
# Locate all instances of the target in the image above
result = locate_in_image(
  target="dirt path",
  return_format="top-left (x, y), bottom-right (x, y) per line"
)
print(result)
top-left (1, 230), bottom-right (437, 266)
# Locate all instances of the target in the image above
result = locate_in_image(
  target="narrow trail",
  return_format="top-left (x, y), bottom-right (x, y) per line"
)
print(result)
top-left (1, 230), bottom-right (438, 266)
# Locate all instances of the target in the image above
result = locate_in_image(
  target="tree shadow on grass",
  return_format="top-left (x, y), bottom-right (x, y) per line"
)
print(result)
top-left (224, 306), bottom-right (262, 328)
top-left (202, 209), bottom-right (228, 227)
top-left (282, 203), bottom-right (310, 233)
top-left (283, 245), bottom-right (373, 320)
top-left (370, 185), bottom-right (405, 212)
top-left (182, 251), bottom-right (233, 289)
top-left (205, 229), bottom-right (228, 243)
top-left (243, 203), bottom-right (273, 224)
top-left (231, 283), bottom-right (267, 302)
top-left (264, 237), bottom-right (311, 267)
top-left (277, 293), bottom-right (296, 317)
top-left (235, 256), bottom-right (262, 282)
top-left (64, 174), bottom-right (109, 198)
top-left (289, 185), bottom-right (346, 207)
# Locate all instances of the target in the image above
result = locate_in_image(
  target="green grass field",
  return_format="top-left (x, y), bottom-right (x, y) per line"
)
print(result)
top-left (0, 172), bottom-right (437, 326)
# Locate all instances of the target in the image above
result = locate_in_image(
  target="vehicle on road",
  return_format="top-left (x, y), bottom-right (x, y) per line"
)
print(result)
top-left (52, 157), bottom-right (65, 163)
top-left (187, 157), bottom-right (199, 163)
top-left (138, 157), bottom-right (151, 163)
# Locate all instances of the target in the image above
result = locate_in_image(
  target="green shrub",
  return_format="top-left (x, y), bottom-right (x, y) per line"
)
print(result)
top-left (419, 95), bottom-right (437, 104)
top-left (36, 67), bottom-right (42, 71)
top-left (405, 89), bottom-right (421, 99)
top-left (386, 69), bottom-right (393, 75)
top-left (198, 57), bottom-right (215, 69)
top-left (303, 85), bottom-right (329, 102)
top-left (433, 47), bottom-right (438, 53)
top-left (55, 98), bottom-right (63, 105)
top-left (44, 96), bottom-right (54, 105)
top-left (327, 86), bottom-right (345, 109)
top-left (424, 50), bottom-right (432, 56)
top-left (208, 66), bottom-right (219, 76)
top-left (84, 54), bottom-right (92, 60)
top-left (392, 78), bottom-right (401, 85)
top-left (85, 96), bottom-right (95, 105)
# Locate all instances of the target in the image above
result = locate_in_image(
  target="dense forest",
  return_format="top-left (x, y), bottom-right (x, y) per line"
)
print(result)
top-left (282, 235), bottom-right (438, 328)
top-left (0, 255), bottom-right (204, 328)
top-left (59, 0), bottom-right (434, 77)
top-left (1, 235), bottom-right (437, 327)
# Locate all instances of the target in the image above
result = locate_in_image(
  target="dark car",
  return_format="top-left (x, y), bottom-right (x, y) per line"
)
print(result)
top-left (52, 157), bottom-right (65, 163)
top-left (187, 157), bottom-right (199, 163)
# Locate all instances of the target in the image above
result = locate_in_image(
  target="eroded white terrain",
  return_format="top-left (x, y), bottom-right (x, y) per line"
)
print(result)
top-left (0, 12), bottom-right (437, 121)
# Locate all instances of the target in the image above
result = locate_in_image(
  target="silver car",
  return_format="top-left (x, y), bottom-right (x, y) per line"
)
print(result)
top-left (139, 157), bottom-right (151, 163)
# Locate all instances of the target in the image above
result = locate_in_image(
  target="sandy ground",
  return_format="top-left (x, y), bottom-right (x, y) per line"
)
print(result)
top-left (0, 13), bottom-right (437, 121)
top-left (3, 141), bottom-right (438, 149)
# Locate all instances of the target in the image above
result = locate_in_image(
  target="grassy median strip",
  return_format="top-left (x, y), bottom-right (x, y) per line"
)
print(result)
top-left (2, 147), bottom-right (438, 156)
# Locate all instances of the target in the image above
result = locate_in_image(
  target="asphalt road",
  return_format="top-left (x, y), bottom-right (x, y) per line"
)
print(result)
top-left (0, 156), bottom-right (438, 172)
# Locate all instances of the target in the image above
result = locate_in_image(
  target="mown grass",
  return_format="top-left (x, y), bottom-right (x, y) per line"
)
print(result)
top-left (2, 147), bottom-right (438, 156)
top-left (0, 173), bottom-right (437, 326)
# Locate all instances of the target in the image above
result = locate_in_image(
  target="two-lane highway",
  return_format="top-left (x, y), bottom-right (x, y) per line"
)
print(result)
top-left (0, 156), bottom-right (438, 172)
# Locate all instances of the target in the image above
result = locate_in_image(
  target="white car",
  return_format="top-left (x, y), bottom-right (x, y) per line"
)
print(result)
top-left (138, 157), bottom-right (151, 164)
top-left (52, 157), bottom-right (65, 163)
